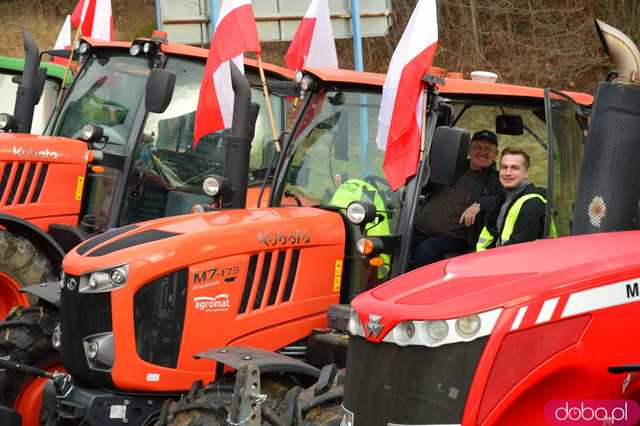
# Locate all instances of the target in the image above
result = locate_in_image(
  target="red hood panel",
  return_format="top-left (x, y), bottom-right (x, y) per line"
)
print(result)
top-left (365, 231), bottom-right (640, 319)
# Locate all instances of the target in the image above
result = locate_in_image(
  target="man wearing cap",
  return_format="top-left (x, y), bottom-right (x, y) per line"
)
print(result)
top-left (412, 129), bottom-right (502, 267)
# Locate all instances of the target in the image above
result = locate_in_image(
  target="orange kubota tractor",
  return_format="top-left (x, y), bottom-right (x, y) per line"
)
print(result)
top-left (0, 54), bottom-right (594, 425)
top-left (0, 31), bottom-right (292, 318)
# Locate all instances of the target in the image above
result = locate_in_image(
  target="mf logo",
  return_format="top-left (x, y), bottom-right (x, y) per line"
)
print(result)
top-left (365, 314), bottom-right (384, 338)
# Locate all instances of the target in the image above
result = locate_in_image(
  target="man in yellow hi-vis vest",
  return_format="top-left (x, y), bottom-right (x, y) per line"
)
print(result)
top-left (477, 147), bottom-right (556, 251)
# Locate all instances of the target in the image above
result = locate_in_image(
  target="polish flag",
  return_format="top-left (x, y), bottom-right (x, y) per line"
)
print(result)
top-left (71, 0), bottom-right (114, 41)
top-left (376, 0), bottom-right (438, 191)
top-left (54, 15), bottom-right (72, 50)
top-left (193, 0), bottom-right (261, 146)
top-left (285, 0), bottom-right (337, 71)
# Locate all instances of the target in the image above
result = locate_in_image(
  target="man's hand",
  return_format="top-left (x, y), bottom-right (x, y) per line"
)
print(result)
top-left (460, 202), bottom-right (480, 227)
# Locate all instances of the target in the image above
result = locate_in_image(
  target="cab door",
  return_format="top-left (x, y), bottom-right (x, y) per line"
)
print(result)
top-left (544, 89), bottom-right (589, 236)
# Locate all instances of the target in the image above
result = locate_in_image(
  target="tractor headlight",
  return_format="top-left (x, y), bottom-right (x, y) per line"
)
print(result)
top-left (393, 321), bottom-right (416, 346)
top-left (456, 314), bottom-right (481, 338)
top-left (110, 268), bottom-right (127, 285)
top-left (426, 320), bottom-right (449, 341)
top-left (80, 264), bottom-right (128, 293)
top-left (348, 308), bottom-right (363, 336)
top-left (382, 308), bottom-right (503, 348)
top-left (0, 113), bottom-right (19, 132)
top-left (83, 332), bottom-right (115, 371)
top-left (202, 176), bottom-right (221, 197)
top-left (129, 43), bottom-right (142, 56)
top-left (300, 76), bottom-right (315, 92)
top-left (346, 202), bottom-right (376, 226)
top-left (78, 42), bottom-right (91, 54)
top-left (79, 124), bottom-right (104, 142)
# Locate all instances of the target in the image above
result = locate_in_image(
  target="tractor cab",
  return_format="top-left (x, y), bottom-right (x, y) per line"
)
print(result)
top-left (272, 67), bottom-right (592, 303)
top-left (0, 32), bottom-right (292, 267)
top-left (43, 35), bottom-right (292, 241)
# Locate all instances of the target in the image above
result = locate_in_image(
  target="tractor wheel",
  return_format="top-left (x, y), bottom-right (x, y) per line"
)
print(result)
top-left (0, 231), bottom-right (57, 317)
top-left (159, 374), bottom-right (299, 426)
top-left (0, 304), bottom-right (60, 421)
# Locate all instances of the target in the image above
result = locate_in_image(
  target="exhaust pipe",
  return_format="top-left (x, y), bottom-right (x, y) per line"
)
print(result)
top-left (573, 21), bottom-right (640, 234)
top-left (13, 29), bottom-right (42, 133)
top-left (595, 19), bottom-right (640, 86)
top-left (224, 61), bottom-right (260, 209)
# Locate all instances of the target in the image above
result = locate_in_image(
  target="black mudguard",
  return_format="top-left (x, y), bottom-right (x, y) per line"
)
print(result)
top-left (21, 281), bottom-right (60, 307)
top-left (196, 346), bottom-right (321, 379)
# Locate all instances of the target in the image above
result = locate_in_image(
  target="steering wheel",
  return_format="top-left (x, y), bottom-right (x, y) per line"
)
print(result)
top-left (145, 145), bottom-right (176, 190)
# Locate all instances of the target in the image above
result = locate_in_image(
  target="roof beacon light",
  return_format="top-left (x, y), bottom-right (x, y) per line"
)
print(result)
top-left (470, 71), bottom-right (499, 83)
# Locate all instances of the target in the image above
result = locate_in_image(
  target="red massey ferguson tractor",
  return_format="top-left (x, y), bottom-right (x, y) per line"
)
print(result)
top-left (304, 19), bottom-right (640, 426)
top-left (0, 43), bottom-right (594, 424)
top-left (0, 32), bottom-right (292, 319)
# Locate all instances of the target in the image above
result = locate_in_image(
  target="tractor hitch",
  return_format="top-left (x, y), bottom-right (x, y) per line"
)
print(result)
top-left (0, 356), bottom-right (73, 398)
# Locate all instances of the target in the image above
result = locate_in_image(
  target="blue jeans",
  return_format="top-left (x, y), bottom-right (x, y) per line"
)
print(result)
top-left (411, 232), bottom-right (468, 268)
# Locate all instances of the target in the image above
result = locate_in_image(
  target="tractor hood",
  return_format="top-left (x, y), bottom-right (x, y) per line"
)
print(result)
top-left (356, 231), bottom-right (640, 323)
top-left (0, 133), bottom-right (88, 164)
top-left (63, 207), bottom-right (345, 277)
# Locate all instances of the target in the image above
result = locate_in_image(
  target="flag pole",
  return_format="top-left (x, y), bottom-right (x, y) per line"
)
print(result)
top-left (256, 53), bottom-right (281, 153)
top-left (56, 24), bottom-right (82, 108)
top-left (418, 86), bottom-right (429, 161)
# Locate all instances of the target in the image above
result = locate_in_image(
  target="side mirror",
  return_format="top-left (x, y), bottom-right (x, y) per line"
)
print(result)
top-left (267, 80), bottom-right (299, 97)
top-left (496, 114), bottom-right (524, 135)
top-left (429, 126), bottom-right (470, 185)
top-left (437, 103), bottom-right (454, 127)
top-left (145, 69), bottom-right (175, 113)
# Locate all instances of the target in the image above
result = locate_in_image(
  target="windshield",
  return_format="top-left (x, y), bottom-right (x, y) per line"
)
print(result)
top-left (545, 90), bottom-right (585, 236)
top-left (277, 89), bottom-right (403, 233)
top-left (0, 70), bottom-right (61, 134)
top-left (49, 52), bottom-right (149, 155)
top-left (117, 56), bottom-right (286, 226)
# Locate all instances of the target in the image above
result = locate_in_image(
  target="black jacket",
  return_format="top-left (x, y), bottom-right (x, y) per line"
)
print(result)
top-left (423, 161), bottom-right (501, 245)
top-left (483, 183), bottom-right (547, 248)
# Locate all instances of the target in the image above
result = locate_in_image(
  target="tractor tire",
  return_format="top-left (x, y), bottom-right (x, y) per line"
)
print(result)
top-left (303, 403), bottom-right (344, 425)
top-left (0, 305), bottom-right (59, 407)
top-left (0, 231), bottom-right (57, 313)
top-left (159, 374), bottom-right (299, 426)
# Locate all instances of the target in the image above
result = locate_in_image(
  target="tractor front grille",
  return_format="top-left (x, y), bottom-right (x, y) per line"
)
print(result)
top-left (343, 335), bottom-right (488, 426)
top-left (59, 274), bottom-right (114, 389)
top-left (0, 161), bottom-right (48, 206)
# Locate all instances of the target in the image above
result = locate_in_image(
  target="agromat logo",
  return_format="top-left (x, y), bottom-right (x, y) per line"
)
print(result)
top-left (194, 294), bottom-right (230, 312)
top-left (545, 400), bottom-right (640, 425)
